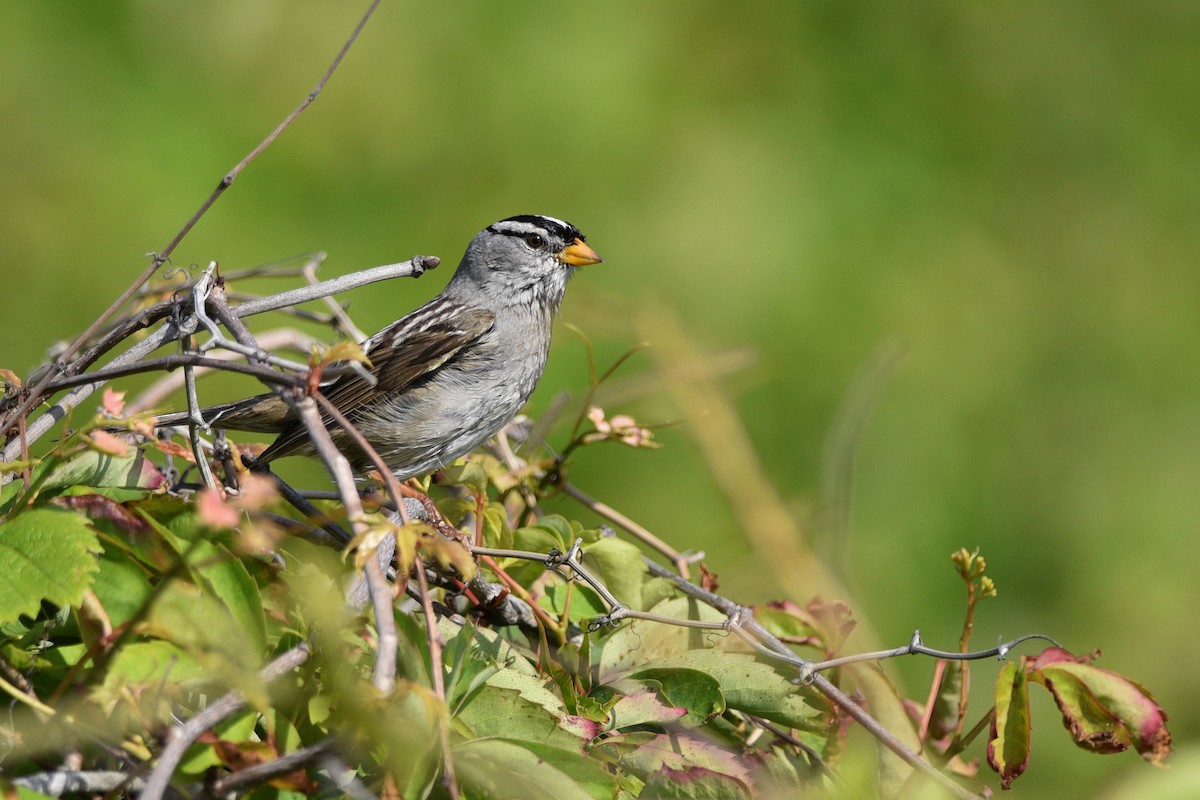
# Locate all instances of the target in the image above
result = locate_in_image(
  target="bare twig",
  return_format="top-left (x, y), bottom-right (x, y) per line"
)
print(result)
top-left (139, 644), bottom-right (311, 800)
top-left (799, 631), bottom-right (1060, 679)
top-left (230, 257), bottom-right (439, 320)
top-left (207, 739), bottom-right (336, 797)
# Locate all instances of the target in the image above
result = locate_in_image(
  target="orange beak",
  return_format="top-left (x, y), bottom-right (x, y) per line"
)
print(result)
top-left (559, 238), bottom-right (603, 267)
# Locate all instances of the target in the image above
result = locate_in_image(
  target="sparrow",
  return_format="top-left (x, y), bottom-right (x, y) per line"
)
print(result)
top-left (159, 214), bottom-right (601, 477)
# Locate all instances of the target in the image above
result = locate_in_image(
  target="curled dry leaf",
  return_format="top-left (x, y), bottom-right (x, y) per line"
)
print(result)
top-left (1029, 647), bottom-right (1172, 766)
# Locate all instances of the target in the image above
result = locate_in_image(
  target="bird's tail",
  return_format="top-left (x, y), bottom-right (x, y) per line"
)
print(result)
top-left (154, 392), bottom-right (295, 433)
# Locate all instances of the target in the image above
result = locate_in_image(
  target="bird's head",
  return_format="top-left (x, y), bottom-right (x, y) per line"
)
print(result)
top-left (447, 214), bottom-right (602, 312)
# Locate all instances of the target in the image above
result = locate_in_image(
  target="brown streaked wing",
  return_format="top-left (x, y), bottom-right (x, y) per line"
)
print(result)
top-left (257, 303), bottom-right (495, 463)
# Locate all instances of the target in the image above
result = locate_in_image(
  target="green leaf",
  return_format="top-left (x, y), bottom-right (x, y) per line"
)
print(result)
top-left (0, 507), bottom-right (101, 624)
top-left (454, 738), bottom-right (608, 800)
top-left (142, 582), bottom-right (266, 705)
top-left (666, 651), bottom-right (826, 731)
top-left (308, 694), bottom-right (334, 726)
top-left (441, 461), bottom-right (489, 495)
top-left (543, 582), bottom-right (609, 623)
top-left (89, 547), bottom-right (153, 629)
top-left (188, 540), bottom-right (268, 655)
top-left (8, 786), bottom-right (59, 800)
top-left (627, 668), bottom-right (725, 727)
top-left (582, 536), bottom-right (647, 611)
top-left (455, 679), bottom-right (599, 750)
top-left (512, 522), bottom-right (567, 555)
top-left (987, 660), bottom-right (1031, 789)
top-left (99, 639), bottom-right (207, 696)
top-left (596, 597), bottom-right (825, 730)
top-left (480, 501), bottom-right (513, 549)
top-left (597, 597), bottom-right (730, 677)
top-left (35, 447), bottom-right (165, 493)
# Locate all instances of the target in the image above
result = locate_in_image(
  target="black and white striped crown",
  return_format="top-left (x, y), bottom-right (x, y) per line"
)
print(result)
top-left (486, 214), bottom-right (585, 245)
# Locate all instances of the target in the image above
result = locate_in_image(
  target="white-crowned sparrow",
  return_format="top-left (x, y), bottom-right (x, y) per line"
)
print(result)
top-left (163, 214), bottom-right (601, 477)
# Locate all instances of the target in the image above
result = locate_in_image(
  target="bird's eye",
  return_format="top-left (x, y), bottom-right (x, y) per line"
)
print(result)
top-left (524, 233), bottom-right (546, 250)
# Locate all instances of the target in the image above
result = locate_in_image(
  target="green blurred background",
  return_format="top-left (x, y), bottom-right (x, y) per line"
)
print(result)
top-left (3, 2), bottom-right (1197, 796)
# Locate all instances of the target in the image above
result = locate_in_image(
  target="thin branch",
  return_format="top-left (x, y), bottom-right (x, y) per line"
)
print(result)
top-left (303, 256), bottom-right (367, 342)
top-left (365, 554), bottom-right (398, 695)
top-left (799, 631), bottom-right (1061, 679)
top-left (139, 644), bottom-right (311, 800)
top-left (35, 354), bottom-right (305, 395)
top-left (414, 555), bottom-right (461, 800)
top-left (231, 257), bottom-right (439, 319)
top-left (184, 363), bottom-right (218, 491)
top-left (206, 738), bottom-right (335, 797)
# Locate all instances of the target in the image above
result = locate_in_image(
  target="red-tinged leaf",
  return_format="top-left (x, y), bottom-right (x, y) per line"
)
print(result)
top-left (988, 660), bottom-right (1031, 789)
top-left (599, 730), bottom-right (754, 789)
top-left (87, 429), bottom-right (130, 457)
top-left (55, 493), bottom-right (153, 537)
top-left (197, 488), bottom-right (240, 529)
top-left (1030, 647), bottom-right (1172, 765)
top-left (102, 388), bottom-right (126, 416)
top-left (1030, 646), bottom-right (1095, 668)
top-left (0, 368), bottom-right (22, 388)
top-left (641, 765), bottom-right (749, 799)
top-left (608, 688), bottom-right (688, 730)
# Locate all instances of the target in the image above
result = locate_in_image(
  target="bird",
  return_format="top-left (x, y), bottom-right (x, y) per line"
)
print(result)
top-left (158, 214), bottom-right (602, 478)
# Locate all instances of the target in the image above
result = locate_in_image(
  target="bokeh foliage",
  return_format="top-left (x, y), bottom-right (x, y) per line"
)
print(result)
top-left (2, 3), bottom-right (1197, 796)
